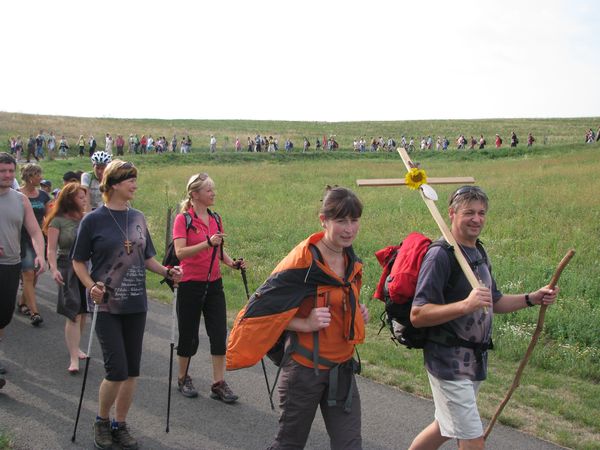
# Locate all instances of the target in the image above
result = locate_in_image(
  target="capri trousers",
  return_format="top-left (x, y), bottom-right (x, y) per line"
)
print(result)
top-left (176, 278), bottom-right (227, 357)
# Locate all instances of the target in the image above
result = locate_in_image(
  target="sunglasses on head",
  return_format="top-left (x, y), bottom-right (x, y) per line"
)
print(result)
top-left (449, 186), bottom-right (486, 205)
top-left (188, 173), bottom-right (209, 191)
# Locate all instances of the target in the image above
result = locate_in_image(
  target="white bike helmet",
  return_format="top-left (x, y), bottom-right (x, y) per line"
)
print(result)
top-left (91, 151), bottom-right (112, 165)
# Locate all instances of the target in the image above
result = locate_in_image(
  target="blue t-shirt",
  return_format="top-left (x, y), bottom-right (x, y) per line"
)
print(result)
top-left (413, 243), bottom-right (502, 381)
top-left (71, 206), bottom-right (156, 314)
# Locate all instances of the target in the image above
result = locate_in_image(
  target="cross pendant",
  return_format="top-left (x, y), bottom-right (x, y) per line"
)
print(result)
top-left (124, 240), bottom-right (133, 255)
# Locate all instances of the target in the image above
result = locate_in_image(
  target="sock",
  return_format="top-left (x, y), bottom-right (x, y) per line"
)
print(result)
top-left (96, 416), bottom-right (109, 422)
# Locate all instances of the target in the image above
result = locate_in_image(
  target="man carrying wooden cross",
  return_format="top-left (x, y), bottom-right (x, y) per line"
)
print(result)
top-left (408, 185), bottom-right (558, 450)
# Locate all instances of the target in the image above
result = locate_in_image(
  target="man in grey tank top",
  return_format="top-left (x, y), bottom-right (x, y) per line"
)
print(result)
top-left (0, 153), bottom-right (46, 389)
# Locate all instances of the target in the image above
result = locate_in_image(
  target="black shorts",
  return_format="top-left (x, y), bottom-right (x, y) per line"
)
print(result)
top-left (176, 278), bottom-right (227, 357)
top-left (95, 311), bottom-right (146, 381)
top-left (0, 263), bottom-right (22, 329)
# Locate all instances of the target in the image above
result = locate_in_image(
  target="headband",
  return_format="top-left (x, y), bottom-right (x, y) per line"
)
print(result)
top-left (107, 172), bottom-right (136, 187)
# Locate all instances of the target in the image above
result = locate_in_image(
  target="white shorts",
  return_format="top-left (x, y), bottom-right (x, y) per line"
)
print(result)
top-left (427, 371), bottom-right (483, 440)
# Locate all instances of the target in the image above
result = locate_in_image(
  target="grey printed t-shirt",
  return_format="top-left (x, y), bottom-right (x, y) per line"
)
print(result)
top-left (71, 206), bottom-right (156, 314)
top-left (413, 243), bottom-right (502, 381)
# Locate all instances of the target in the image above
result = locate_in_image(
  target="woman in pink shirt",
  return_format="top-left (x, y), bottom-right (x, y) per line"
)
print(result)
top-left (172, 172), bottom-right (246, 403)
top-left (495, 134), bottom-right (503, 148)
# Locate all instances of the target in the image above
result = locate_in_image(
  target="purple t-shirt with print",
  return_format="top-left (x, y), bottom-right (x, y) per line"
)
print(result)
top-left (413, 243), bottom-right (502, 381)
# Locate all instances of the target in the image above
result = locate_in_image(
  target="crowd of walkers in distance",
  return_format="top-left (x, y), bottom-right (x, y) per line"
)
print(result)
top-left (6, 125), bottom-right (600, 162)
top-left (378, 131), bottom-right (536, 153)
top-left (6, 131), bottom-right (194, 162)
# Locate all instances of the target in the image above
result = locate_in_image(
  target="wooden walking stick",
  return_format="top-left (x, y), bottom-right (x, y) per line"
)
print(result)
top-left (484, 249), bottom-right (575, 439)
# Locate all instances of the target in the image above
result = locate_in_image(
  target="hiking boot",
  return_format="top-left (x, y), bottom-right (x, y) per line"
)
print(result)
top-left (177, 375), bottom-right (198, 398)
top-left (93, 418), bottom-right (113, 449)
top-left (210, 380), bottom-right (238, 404)
top-left (30, 313), bottom-right (43, 327)
top-left (111, 422), bottom-right (138, 450)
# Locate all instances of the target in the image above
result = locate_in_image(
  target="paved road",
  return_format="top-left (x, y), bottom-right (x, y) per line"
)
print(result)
top-left (0, 274), bottom-right (565, 449)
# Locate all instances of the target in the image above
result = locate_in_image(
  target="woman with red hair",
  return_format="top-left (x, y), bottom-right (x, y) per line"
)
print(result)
top-left (43, 182), bottom-right (88, 373)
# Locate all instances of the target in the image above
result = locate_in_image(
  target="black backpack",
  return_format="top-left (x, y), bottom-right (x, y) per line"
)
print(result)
top-left (161, 212), bottom-right (192, 291)
top-left (380, 239), bottom-right (493, 357)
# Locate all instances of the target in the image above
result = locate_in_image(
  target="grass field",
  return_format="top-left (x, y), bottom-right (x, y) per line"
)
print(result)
top-left (3, 112), bottom-right (600, 449)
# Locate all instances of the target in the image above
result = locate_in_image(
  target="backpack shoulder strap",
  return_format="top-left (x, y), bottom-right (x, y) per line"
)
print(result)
top-left (428, 238), bottom-right (456, 275)
top-left (207, 208), bottom-right (222, 232)
top-left (207, 209), bottom-right (224, 259)
top-left (475, 239), bottom-right (489, 269)
top-left (183, 211), bottom-right (193, 230)
top-left (428, 239), bottom-right (462, 293)
top-left (431, 238), bottom-right (491, 297)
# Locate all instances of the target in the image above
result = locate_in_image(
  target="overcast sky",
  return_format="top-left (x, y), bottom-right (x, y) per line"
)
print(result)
top-left (2, 0), bottom-right (599, 122)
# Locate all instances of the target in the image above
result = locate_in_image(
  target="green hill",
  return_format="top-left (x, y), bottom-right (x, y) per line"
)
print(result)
top-left (2, 111), bottom-right (598, 152)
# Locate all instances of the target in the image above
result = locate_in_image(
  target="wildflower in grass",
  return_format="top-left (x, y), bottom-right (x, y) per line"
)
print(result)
top-left (405, 167), bottom-right (427, 190)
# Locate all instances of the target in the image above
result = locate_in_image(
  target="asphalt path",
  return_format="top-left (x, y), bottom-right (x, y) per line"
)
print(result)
top-left (0, 274), bottom-right (565, 450)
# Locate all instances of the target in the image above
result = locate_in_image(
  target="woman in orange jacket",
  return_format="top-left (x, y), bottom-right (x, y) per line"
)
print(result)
top-left (227, 186), bottom-right (369, 449)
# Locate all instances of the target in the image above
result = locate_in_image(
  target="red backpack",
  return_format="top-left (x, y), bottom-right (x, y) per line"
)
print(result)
top-left (374, 233), bottom-right (491, 351)
top-left (374, 232), bottom-right (432, 304)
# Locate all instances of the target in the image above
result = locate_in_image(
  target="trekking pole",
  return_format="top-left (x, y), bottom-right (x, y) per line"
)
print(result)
top-left (166, 284), bottom-right (178, 433)
top-left (237, 259), bottom-right (275, 410)
top-left (71, 299), bottom-right (100, 442)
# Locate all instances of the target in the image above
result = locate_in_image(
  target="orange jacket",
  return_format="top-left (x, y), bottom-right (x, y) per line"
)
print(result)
top-left (226, 232), bottom-right (364, 371)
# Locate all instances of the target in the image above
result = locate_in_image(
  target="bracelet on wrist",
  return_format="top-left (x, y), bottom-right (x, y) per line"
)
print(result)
top-left (525, 293), bottom-right (534, 307)
top-left (206, 237), bottom-right (214, 247)
top-left (90, 282), bottom-right (98, 291)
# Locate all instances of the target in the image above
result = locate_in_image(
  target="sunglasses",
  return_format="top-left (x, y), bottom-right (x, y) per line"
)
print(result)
top-left (449, 186), bottom-right (486, 205)
top-left (187, 173), bottom-right (209, 191)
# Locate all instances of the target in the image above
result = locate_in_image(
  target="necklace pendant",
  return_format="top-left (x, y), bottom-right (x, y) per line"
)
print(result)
top-left (124, 240), bottom-right (133, 255)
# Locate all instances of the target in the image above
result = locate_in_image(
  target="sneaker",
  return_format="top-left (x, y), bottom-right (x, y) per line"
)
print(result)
top-left (93, 418), bottom-right (113, 449)
top-left (210, 380), bottom-right (238, 404)
top-left (177, 375), bottom-right (198, 398)
top-left (111, 422), bottom-right (138, 450)
top-left (30, 313), bottom-right (43, 327)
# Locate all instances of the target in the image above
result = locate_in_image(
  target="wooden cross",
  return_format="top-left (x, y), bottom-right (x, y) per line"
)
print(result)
top-left (124, 240), bottom-right (133, 255)
top-left (357, 147), bottom-right (485, 302)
